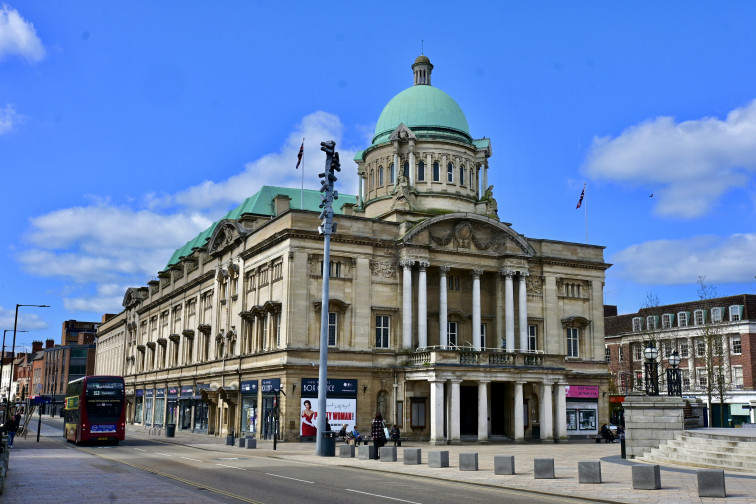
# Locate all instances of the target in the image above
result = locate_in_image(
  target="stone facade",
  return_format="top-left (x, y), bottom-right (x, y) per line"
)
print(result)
top-left (96, 56), bottom-right (611, 443)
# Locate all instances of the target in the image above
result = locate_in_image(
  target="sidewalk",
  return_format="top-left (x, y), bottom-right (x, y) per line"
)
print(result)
top-left (3, 419), bottom-right (756, 504)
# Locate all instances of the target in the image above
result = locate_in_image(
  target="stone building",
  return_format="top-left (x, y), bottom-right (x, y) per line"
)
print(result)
top-left (96, 55), bottom-right (611, 443)
top-left (605, 294), bottom-right (756, 427)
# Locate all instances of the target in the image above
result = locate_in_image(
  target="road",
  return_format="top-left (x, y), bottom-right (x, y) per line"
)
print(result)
top-left (32, 418), bottom-right (598, 504)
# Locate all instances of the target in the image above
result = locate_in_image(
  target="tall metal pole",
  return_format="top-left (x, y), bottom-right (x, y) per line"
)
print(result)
top-left (10, 304), bottom-right (49, 402)
top-left (315, 140), bottom-right (340, 456)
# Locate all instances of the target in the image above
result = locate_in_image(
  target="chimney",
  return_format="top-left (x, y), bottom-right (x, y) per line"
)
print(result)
top-left (32, 340), bottom-right (43, 352)
top-left (273, 194), bottom-right (291, 216)
top-left (45, 339), bottom-right (55, 348)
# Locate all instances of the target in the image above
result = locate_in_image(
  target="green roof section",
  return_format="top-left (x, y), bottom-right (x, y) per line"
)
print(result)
top-left (163, 185), bottom-right (356, 270)
top-left (353, 149), bottom-right (364, 162)
top-left (473, 138), bottom-right (490, 150)
top-left (373, 85), bottom-right (470, 145)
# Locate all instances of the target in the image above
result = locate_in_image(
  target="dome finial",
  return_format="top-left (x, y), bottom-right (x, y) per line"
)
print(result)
top-left (412, 53), bottom-right (433, 86)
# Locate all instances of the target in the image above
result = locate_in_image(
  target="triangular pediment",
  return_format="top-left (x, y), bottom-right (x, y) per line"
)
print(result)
top-left (389, 123), bottom-right (417, 142)
top-left (402, 213), bottom-right (536, 256)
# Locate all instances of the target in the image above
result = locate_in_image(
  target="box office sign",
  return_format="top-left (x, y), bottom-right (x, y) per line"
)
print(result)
top-left (241, 380), bottom-right (258, 394)
top-left (565, 385), bottom-right (599, 399)
top-left (299, 379), bottom-right (358, 437)
top-left (300, 378), bottom-right (358, 398)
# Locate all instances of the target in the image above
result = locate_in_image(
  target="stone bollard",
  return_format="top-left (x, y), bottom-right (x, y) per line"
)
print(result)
top-left (403, 448), bottom-right (422, 465)
top-left (578, 461), bottom-right (602, 484)
top-left (379, 446), bottom-right (397, 462)
top-left (494, 455), bottom-right (515, 475)
top-left (245, 438), bottom-right (257, 449)
top-left (697, 469), bottom-right (726, 498)
top-left (339, 444), bottom-right (355, 458)
top-left (428, 450), bottom-right (450, 468)
top-left (534, 458), bottom-right (555, 479)
top-left (238, 437), bottom-right (246, 448)
top-left (459, 453), bottom-right (478, 471)
top-left (226, 435), bottom-right (235, 446)
top-left (632, 464), bottom-right (661, 490)
top-left (359, 445), bottom-right (377, 460)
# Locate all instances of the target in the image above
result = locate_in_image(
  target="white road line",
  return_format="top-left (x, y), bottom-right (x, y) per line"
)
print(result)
top-left (134, 448), bottom-right (147, 452)
top-left (154, 452), bottom-right (172, 457)
top-left (180, 456), bottom-right (203, 462)
top-left (216, 463), bottom-right (245, 470)
top-left (346, 489), bottom-right (421, 504)
top-left (264, 473), bottom-right (314, 484)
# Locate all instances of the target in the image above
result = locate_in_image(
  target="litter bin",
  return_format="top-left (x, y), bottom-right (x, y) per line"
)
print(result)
top-left (165, 424), bottom-right (176, 438)
top-left (322, 432), bottom-right (335, 456)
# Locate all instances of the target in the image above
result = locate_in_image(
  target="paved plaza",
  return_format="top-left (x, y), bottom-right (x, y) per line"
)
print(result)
top-left (2, 423), bottom-right (755, 504)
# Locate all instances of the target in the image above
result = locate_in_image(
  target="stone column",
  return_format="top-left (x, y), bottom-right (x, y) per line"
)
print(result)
top-left (401, 260), bottom-right (414, 349)
top-left (472, 269), bottom-right (482, 350)
top-left (393, 150), bottom-right (399, 186)
top-left (496, 273), bottom-right (504, 348)
top-left (439, 266), bottom-right (449, 348)
top-left (478, 380), bottom-right (489, 443)
top-left (514, 381), bottom-right (525, 441)
top-left (518, 271), bottom-right (529, 351)
top-left (418, 261), bottom-right (429, 349)
top-left (409, 143), bottom-right (415, 184)
top-left (503, 269), bottom-right (515, 352)
top-left (540, 381), bottom-right (554, 441)
top-left (482, 159), bottom-right (489, 190)
top-left (358, 171), bottom-right (364, 207)
top-left (449, 379), bottom-right (461, 444)
top-left (430, 379), bottom-right (445, 445)
top-left (426, 153), bottom-right (432, 183)
top-left (554, 381), bottom-right (567, 441)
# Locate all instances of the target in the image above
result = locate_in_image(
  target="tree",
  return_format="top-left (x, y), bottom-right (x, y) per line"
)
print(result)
top-left (696, 276), bottom-right (730, 428)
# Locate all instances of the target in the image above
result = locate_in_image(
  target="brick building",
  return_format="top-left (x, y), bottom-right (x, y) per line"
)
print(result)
top-left (605, 294), bottom-right (756, 427)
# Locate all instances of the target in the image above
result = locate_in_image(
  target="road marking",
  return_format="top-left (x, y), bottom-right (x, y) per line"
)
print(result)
top-left (346, 489), bottom-right (422, 504)
top-left (134, 448), bottom-right (147, 452)
top-left (180, 456), bottom-right (203, 462)
top-left (264, 473), bottom-right (314, 484)
top-left (216, 463), bottom-right (245, 469)
top-left (154, 452), bottom-right (172, 457)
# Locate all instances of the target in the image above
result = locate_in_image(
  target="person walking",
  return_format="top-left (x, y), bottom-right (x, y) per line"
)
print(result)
top-left (371, 412), bottom-right (386, 458)
top-left (5, 413), bottom-right (20, 448)
top-left (389, 425), bottom-right (401, 447)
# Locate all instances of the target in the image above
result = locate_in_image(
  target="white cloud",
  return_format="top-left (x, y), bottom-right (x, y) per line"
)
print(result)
top-left (0, 103), bottom-right (20, 134)
top-left (584, 100), bottom-right (756, 218)
top-left (0, 4), bottom-right (45, 63)
top-left (63, 283), bottom-right (129, 314)
top-left (173, 111), bottom-right (358, 213)
top-left (0, 305), bottom-right (49, 332)
top-left (610, 233), bottom-right (756, 285)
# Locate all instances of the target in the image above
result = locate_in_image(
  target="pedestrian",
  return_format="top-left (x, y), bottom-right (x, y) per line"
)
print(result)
top-left (371, 412), bottom-right (386, 457)
top-left (389, 424), bottom-right (401, 446)
top-left (4, 413), bottom-right (20, 448)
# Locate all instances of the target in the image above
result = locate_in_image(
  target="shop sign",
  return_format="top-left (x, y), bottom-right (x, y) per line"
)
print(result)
top-left (565, 385), bottom-right (599, 399)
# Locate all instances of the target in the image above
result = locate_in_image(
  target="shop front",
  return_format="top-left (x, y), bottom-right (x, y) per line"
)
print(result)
top-left (166, 386), bottom-right (179, 428)
top-left (240, 380), bottom-right (258, 438)
top-left (154, 388), bottom-right (165, 428)
top-left (144, 388), bottom-right (154, 426)
top-left (194, 383), bottom-right (210, 433)
top-left (261, 378), bottom-right (280, 440)
top-left (134, 389), bottom-right (143, 424)
top-left (565, 385), bottom-right (599, 438)
top-left (179, 384), bottom-right (194, 430)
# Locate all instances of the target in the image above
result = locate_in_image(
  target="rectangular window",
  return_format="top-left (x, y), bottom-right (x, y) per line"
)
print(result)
top-left (447, 163), bottom-right (454, 183)
top-left (410, 398), bottom-right (426, 429)
top-left (447, 275), bottom-right (460, 290)
top-left (695, 338), bottom-right (706, 357)
top-left (679, 340), bottom-right (689, 358)
top-left (729, 305), bottom-right (742, 321)
top-left (661, 314), bottom-right (673, 329)
top-left (661, 340), bottom-right (671, 358)
top-left (528, 325), bottom-right (537, 352)
top-left (395, 401), bottom-right (403, 428)
top-left (375, 315), bottom-right (390, 348)
top-left (711, 307), bottom-right (723, 323)
top-left (632, 317), bottom-right (643, 332)
top-left (678, 312), bottom-right (688, 327)
top-left (618, 346), bottom-right (624, 362)
top-left (634, 371), bottom-right (643, 388)
top-left (633, 343), bottom-right (642, 361)
top-left (646, 316), bottom-right (657, 330)
top-left (681, 369), bottom-right (690, 391)
top-left (432, 162), bottom-right (440, 182)
top-left (417, 162), bottom-right (425, 182)
top-left (447, 322), bottom-right (458, 347)
top-left (713, 338), bottom-right (723, 356)
top-left (694, 309), bottom-right (705, 326)
top-left (696, 368), bottom-right (708, 388)
top-left (605, 346), bottom-right (611, 363)
top-left (731, 335), bottom-right (742, 355)
top-left (732, 366), bottom-right (743, 389)
top-left (480, 323), bottom-right (487, 349)
top-left (566, 328), bottom-right (579, 358)
top-left (328, 312), bottom-right (337, 346)
top-left (320, 260), bottom-right (341, 278)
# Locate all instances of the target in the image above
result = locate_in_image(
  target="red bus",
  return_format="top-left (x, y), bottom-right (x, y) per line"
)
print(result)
top-left (64, 375), bottom-right (126, 444)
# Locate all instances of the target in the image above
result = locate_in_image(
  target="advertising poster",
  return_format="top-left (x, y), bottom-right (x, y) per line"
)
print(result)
top-left (300, 378), bottom-right (357, 436)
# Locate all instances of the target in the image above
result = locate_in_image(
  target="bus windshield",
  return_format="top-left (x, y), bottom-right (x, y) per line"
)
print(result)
top-left (85, 379), bottom-right (125, 422)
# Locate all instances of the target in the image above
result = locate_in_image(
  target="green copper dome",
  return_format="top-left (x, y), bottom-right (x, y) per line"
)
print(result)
top-left (373, 85), bottom-right (470, 145)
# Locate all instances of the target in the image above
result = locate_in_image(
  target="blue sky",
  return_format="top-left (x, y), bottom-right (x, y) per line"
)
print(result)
top-left (2, 2), bottom-right (755, 350)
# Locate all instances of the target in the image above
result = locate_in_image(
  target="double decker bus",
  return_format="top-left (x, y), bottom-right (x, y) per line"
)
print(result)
top-left (64, 375), bottom-right (125, 444)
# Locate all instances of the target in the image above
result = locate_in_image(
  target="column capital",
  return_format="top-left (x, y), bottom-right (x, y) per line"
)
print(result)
top-left (471, 268), bottom-right (483, 278)
top-left (399, 259), bottom-right (415, 269)
top-left (478, 379), bottom-right (491, 385)
top-left (500, 268), bottom-right (515, 277)
top-left (438, 265), bottom-right (450, 274)
top-left (519, 270), bottom-right (529, 278)
top-left (417, 260), bottom-right (430, 270)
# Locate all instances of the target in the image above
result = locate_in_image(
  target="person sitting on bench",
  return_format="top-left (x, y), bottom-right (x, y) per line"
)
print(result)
top-left (600, 424), bottom-right (615, 443)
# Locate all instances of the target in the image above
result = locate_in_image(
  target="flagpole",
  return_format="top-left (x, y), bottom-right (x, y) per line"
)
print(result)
top-left (584, 183), bottom-right (588, 244)
top-left (300, 138), bottom-right (305, 209)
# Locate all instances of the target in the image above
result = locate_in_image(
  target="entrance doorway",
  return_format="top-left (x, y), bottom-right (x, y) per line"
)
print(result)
top-left (490, 382), bottom-right (508, 437)
top-left (460, 386), bottom-right (478, 436)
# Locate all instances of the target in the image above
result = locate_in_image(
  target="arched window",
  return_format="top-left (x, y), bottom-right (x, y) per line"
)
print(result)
top-left (369, 169), bottom-right (374, 191)
top-left (469, 167), bottom-right (474, 190)
top-left (447, 163), bottom-right (454, 183)
top-left (378, 166), bottom-right (384, 186)
top-left (403, 162), bottom-right (409, 179)
top-left (389, 163), bottom-right (395, 184)
top-left (418, 161), bottom-right (425, 181)
top-left (433, 161), bottom-right (440, 181)
top-left (459, 165), bottom-right (465, 187)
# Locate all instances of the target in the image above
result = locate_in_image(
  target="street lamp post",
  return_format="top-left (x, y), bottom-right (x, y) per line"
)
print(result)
top-left (666, 350), bottom-right (682, 397)
top-left (2, 329), bottom-right (28, 423)
top-left (10, 304), bottom-right (50, 401)
top-left (643, 341), bottom-right (660, 396)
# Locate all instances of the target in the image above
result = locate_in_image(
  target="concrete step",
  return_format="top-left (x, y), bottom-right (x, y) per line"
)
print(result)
top-left (640, 433), bottom-right (756, 473)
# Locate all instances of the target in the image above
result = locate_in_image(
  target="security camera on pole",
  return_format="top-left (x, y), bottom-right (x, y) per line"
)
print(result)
top-left (315, 140), bottom-right (339, 456)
